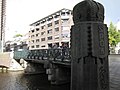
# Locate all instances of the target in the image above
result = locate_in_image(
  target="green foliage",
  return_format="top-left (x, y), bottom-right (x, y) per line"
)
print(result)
top-left (108, 22), bottom-right (120, 47)
top-left (13, 34), bottom-right (23, 38)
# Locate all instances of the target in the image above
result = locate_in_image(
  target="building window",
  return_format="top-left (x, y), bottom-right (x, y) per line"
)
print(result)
top-left (55, 20), bottom-right (59, 25)
top-left (54, 14), bottom-right (60, 18)
top-left (41, 25), bottom-right (45, 29)
top-left (47, 17), bottom-right (53, 21)
top-left (41, 38), bottom-right (45, 41)
top-left (55, 27), bottom-right (59, 32)
top-left (62, 26), bottom-right (69, 31)
top-left (32, 40), bottom-right (34, 43)
top-left (41, 26), bottom-right (44, 29)
top-left (47, 36), bottom-right (52, 40)
top-left (36, 33), bottom-right (39, 37)
top-left (41, 31), bottom-right (45, 35)
top-left (61, 12), bottom-right (65, 16)
top-left (36, 45), bottom-right (39, 48)
top-left (61, 19), bottom-right (69, 23)
top-left (31, 35), bottom-right (34, 38)
top-left (35, 22), bottom-right (40, 26)
top-left (31, 30), bottom-right (34, 33)
top-left (48, 43), bottom-right (52, 48)
top-left (31, 45), bottom-right (34, 48)
top-left (55, 35), bottom-right (59, 39)
top-left (47, 23), bottom-right (52, 27)
top-left (36, 28), bottom-right (39, 31)
top-left (36, 39), bottom-right (39, 42)
top-left (62, 33), bottom-right (69, 38)
top-left (41, 20), bottom-right (46, 24)
top-left (41, 45), bottom-right (45, 47)
top-left (47, 29), bottom-right (52, 34)
top-left (66, 11), bottom-right (70, 15)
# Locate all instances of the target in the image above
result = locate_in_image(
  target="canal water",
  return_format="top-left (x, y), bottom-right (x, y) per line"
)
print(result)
top-left (0, 71), bottom-right (70, 90)
top-left (0, 55), bottom-right (120, 90)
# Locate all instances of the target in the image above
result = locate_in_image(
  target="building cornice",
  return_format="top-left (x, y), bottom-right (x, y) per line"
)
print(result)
top-left (30, 8), bottom-right (72, 26)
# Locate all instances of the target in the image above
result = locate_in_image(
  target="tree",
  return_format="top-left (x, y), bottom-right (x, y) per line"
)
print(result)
top-left (13, 33), bottom-right (23, 43)
top-left (108, 22), bottom-right (120, 53)
top-left (13, 34), bottom-right (23, 38)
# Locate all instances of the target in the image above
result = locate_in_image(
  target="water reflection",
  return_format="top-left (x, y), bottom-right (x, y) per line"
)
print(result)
top-left (0, 71), bottom-right (70, 90)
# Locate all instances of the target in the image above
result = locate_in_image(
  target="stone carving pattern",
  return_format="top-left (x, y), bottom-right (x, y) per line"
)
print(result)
top-left (87, 26), bottom-right (92, 55)
top-left (98, 24), bottom-right (105, 55)
top-left (99, 66), bottom-right (108, 89)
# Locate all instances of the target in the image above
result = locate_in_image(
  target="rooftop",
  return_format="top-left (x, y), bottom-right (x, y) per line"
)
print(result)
top-left (30, 8), bottom-right (72, 26)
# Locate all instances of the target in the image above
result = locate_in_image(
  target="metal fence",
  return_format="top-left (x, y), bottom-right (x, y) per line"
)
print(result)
top-left (26, 48), bottom-right (71, 62)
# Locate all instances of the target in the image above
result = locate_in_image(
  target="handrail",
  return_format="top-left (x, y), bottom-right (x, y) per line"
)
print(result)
top-left (26, 48), bottom-right (71, 62)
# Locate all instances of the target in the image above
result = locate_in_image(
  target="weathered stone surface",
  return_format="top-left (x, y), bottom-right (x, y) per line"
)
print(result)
top-left (24, 62), bottom-right (45, 74)
top-left (71, 0), bottom-right (109, 90)
top-left (73, 0), bottom-right (104, 23)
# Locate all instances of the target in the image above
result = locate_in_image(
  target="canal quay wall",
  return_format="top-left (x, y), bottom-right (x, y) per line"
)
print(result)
top-left (0, 52), bottom-right (26, 72)
top-left (0, 52), bottom-right (11, 72)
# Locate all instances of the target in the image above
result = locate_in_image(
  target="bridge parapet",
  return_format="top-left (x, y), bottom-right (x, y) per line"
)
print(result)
top-left (26, 48), bottom-right (71, 62)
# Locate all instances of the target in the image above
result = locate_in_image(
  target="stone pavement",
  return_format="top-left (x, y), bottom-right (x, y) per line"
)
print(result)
top-left (109, 55), bottom-right (120, 90)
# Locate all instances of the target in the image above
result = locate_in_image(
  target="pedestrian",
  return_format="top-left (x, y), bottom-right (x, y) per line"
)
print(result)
top-left (52, 44), bottom-right (58, 49)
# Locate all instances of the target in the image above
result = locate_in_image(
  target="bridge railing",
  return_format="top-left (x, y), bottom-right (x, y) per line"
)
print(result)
top-left (26, 48), bottom-right (71, 62)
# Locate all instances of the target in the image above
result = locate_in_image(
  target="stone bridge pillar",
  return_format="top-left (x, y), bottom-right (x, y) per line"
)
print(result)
top-left (71, 0), bottom-right (109, 90)
top-left (24, 62), bottom-right (45, 74)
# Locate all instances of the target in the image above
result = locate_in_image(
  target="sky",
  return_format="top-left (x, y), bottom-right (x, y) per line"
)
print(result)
top-left (5, 0), bottom-right (120, 41)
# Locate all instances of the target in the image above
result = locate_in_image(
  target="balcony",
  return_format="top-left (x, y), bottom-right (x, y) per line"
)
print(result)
top-left (61, 15), bottom-right (69, 19)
